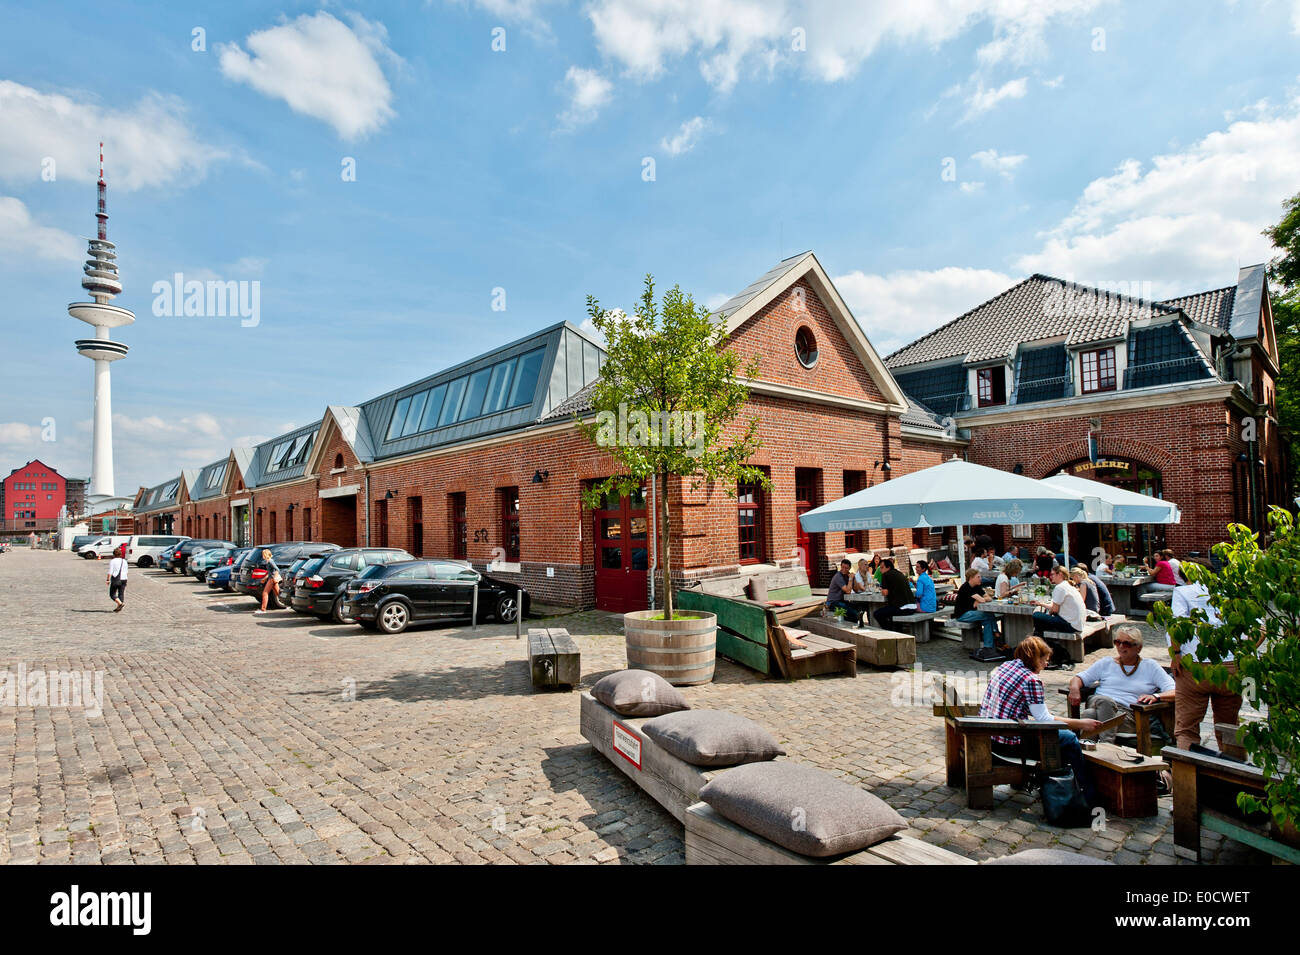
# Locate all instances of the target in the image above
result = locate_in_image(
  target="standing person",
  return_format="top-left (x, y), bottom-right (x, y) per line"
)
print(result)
top-left (873, 558), bottom-right (916, 631)
top-left (1169, 576), bottom-right (1243, 752)
top-left (913, 560), bottom-right (937, 613)
top-left (955, 567), bottom-right (1001, 661)
top-left (106, 545), bottom-right (128, 612)
top-left (825, 558), bottom-right (861, 624)
top-left (981, 636), bottom-right (1101, 804)
top-left (1031, 565), bottom-right (1085, 639)
top-left (254, 548), bottom-right (281, 615)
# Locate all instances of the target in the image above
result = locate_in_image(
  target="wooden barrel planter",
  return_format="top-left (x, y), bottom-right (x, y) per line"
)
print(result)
top-left (623, 609), bottom-right (717, 686)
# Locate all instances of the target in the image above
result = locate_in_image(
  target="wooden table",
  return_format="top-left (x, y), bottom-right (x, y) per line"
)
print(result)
top-left (842, 591), bottom-right (885, 628)
top-left (982, 599), bottom-right (1039, 648)
top-left (1083, 742), bottom-right (1165, 817)
top-left (1097, 574), bottom-right (1153, 616)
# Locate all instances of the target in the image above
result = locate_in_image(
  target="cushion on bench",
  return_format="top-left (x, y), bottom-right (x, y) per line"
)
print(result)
top-left (591, 670), bottom-right (690, 717)
top-left (698, 762), bottom-right (905, 858)
top-left (641, 710), bottom-right (785, 768)
top-left (983, 848), bottom-right (1114, 865)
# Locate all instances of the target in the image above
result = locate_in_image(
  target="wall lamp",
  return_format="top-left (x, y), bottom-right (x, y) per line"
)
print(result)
top-left (1013, 463), bottom-right (1024, 475)
top-left (531, 470), bottom-right (549, 484)
top-left (384, 489), bottom-right (397, 499)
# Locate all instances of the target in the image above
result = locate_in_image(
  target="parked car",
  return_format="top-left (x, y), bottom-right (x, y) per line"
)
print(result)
top-left (279, 556), bottom-right (317, 606)
top-left (69, 535), bottom-right (97, 553)
top-left (165, 539), bottom-right (234, 575)
top-left (206, 548), bottom-right (253, 591)
top-left (125, 534), bottom-right (189, 568)
top-left (236, 542), bottom-right (341, 606)
top-left (78, 535), bottom-right (132, 559)
top-left (189, 543), bottom-right (237, 580)
top-left (341, 559), bottom-right (529, 634)
top-left (291, 548), bottom-right (413, 623)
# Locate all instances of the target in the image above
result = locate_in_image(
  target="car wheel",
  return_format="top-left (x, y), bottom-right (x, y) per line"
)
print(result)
top-left (494, 592), bottom-right (519, 623)
top-left (378, 601), bottom-right (409, 634)
top-left (138, 556), bottom-right (153, 568)
top-left (332, 597), bottom-right (357, 625)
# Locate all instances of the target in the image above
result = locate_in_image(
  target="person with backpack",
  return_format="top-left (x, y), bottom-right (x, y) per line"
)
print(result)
top-left (107, 545), bottom-right (129, 612)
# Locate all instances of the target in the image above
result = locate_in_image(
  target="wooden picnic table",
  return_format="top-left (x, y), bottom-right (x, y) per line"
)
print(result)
top-left (1097, 574), bottom-right (1153, 616)
top-left (981, 599), bottom-right (1039, 648)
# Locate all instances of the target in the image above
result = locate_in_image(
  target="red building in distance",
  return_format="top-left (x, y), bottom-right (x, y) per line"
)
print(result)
top-left (3, 458), bottom-right (67, 532)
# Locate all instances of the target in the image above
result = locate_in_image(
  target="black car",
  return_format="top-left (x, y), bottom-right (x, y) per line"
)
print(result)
top-left (291, 548), bottom-right (412, 622)
top-left (165, 538), bottom-right (234, 575)
top-left (342, 559), bottom-right (530, 634)
top-left (236, 541), bottom-right (340, 604)
top-left (279, 556), bottom-right (314, 605)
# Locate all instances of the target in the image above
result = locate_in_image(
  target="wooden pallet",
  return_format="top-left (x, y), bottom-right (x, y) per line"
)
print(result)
top-left (800, 616), bottom-right (915, 667)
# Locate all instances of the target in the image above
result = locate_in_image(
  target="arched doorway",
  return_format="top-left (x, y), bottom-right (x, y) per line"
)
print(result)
top-left (1059, 458), bottom-right (1166, 562)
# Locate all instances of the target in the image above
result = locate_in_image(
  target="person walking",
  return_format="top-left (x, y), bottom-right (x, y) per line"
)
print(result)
top-left (107, 545), bottom-right (128, 612)
top-left (1169, 576), bottom-right (1243, 752)
top-left (254, 548), bottom-right (281, 615)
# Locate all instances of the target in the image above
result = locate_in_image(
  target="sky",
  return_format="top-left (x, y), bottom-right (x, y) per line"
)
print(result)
top-left (1, 0), bottom-right (1299, 495)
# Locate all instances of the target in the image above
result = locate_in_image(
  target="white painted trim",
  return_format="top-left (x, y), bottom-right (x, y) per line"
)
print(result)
top-left (721, 252), bottom-right (911, 410)
top-left (742, 378), bottom-right (906, 414)
top-left (230, 498), bottom-right (249, 507)
top-left (488, 561), bottom-right (522, 574)
top-left (954, 380), bottom-right (1237, 427)
top-left (901, 425), bottom-right (968, 446)
top-left (319, 484), bottom-right (360, 499)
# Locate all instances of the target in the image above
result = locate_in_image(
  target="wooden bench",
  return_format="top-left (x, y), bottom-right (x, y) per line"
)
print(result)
top-left (527, 628), bottom-right (580, 689)
top-left (1164, 744), bottom-right (1300, 864)
top-left (934, 615), bottom-right (983, 650)
top-left (1138, 591), bottom-right (1172, 606)
top-left (890, 611), bottom-right (940, 644)
top-left (1084, 743), bottom-right (1166, 818)
top-left (800, 616), bottom-right (915, 668)
top-left (931, 674), bottom-right (980, 717)
top-left (579, 692), bottom-right (721, 823)
top-left (1059, 683), bottom-right (1173, 756)
top-left (684, 801), bottom-right (975, 865)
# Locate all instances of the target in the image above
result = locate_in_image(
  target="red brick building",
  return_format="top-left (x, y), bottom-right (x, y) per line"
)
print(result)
top-left (2, 458), bottom-right (66, 534)
top-left (130, 252), bottom-right (965, 608)
top-left (886, 264), bottom-right (1291, 562)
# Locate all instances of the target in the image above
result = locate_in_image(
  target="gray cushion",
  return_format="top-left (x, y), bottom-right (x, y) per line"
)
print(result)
top-left (747, 575), bottom-right (769, 603)
top-left (698, 762), bottom-right (905, 857)
top-left (642, 710), bottom-right (784, 767)
top-left (591, 670), bottom-right (689, 717)
top-left (984, 848), bottom-right (1114, 865)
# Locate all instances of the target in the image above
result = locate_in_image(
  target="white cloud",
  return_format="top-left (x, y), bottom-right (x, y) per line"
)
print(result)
top-left (452, 0), bottom-right (559, 35)
top-left (971, 148), bottom-right (1027, 179)
top-left (219, 12), bottom-right (400, 141)
top-left (0, 196), bottom-right (80, 262)
top-left (964, 76), bottom-right (1028, 118)
top-left (835, 266), bottom-right (1016, 355)
top-left (1014, 94), bottom-right (1300, 293)
top-left (559, 67), bottom-right (613, 127)
top-left (960, 181), bottom-right (986, 194)
top-left (1043, 74), bottom-right (1065, 89)
top-left (0, 81), bottom-right (229, 192)
top-left (660, 116), bottom-right (711, 156)
top-left (0, 422), bottom-right (43, 445)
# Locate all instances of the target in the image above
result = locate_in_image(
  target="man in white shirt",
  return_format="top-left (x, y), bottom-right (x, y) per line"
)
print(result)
top-left (106, 546), bottom-right (129, 612)
top-left (1068, 624), bottom-right (1174, 742)
top-left (1170, 578), bottom-right (1241, 751)
top-left (1031, 565), bottom-right (1085, 638)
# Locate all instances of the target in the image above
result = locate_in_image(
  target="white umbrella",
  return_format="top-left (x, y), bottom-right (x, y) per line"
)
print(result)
top-left (799, 458), bottom-right (1112, 577)
top-left (1041, 471), bottom-right (1180, 569)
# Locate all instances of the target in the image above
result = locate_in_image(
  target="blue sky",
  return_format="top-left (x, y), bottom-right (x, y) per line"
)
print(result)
top-left (1, 0), bottom-right (1298, 494)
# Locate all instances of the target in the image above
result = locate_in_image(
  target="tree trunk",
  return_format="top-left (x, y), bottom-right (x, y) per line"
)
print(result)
top-left (660, 467), bottom-right (673, 620)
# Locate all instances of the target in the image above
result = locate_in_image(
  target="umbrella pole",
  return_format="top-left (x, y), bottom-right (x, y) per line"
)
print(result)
top-left (1062, 522), bottom-right (1069, 569)
top-left (957, 523), bottom-right (966, 579)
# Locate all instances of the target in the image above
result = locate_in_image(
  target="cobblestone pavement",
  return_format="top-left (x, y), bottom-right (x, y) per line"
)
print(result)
top-left (0, 550), bottom-right (1264, 864)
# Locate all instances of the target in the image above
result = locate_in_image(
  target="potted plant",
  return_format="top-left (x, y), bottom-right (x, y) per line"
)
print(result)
top-left (1151, 507), bottom-right (1300, 845)
top-left (579, 276), bottom-right (767, 685)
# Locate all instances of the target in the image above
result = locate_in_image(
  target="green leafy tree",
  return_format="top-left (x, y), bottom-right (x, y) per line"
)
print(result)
top-left (1151, 507), bottom-right (1300, 830)
top-left (579, 276), bottom-right (767, 620)
top-left (1263, 192), bottom-right (1300, 476)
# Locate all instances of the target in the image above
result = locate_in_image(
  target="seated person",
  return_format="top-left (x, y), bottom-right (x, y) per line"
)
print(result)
top-left (995, 558), bottom-right (1024, 600)
top-left (825, 558), bottom-right (861, 624)
top-left (1067, 625), bottom-right (1174, 743)
top-left (913, 560), bottom-right (937, 613)
top-left (873, 558), bottom-right (916, 631)
top-left (1034, 546), bottom-right (1055, 577)
top-left (852, 558), bottom-right (874, 592)
top-left (981, 636), bottom-right (1101, 804)
top-left (1069, 565), bottom-right (1103, 617)
top-left (1088, 570), bottom-right (1115, 616)
top-left (1001, 547), bottom-right (1018, 563)
top-left (1031, 565), bottom-right (1085, 639)
top-left (1144, 552), bottom-right (1179, 591)
top-left (955, 567), bottom-right (1001, 662)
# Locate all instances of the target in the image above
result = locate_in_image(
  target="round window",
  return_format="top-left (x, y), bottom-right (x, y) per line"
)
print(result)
top-left (795, 326), bottom-right (818, 368)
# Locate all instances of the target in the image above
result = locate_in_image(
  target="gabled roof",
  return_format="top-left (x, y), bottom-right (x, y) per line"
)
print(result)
top-left (302, 405), bottom-right (378, 476)
top-left (136, 475), bottom-right (182, 513)
top-left (358, 321), bottom-right (604, 461)
top-left (179, 469), bottom-right (200, 504)
top-left (1159, 286), bottom-right (1235, 332)
top-left (246, 420), bottom-right (321, 488)
top-left (715, 250), bottom-right (909, 409)
top-left (190, 457), bottom-right (231, 501)
top-left (229, 447), bottom-right (255, 490)
top-left (900, 397), bottom-right (956, 436)
top-left (887, 274), bottom-right (1177, 370)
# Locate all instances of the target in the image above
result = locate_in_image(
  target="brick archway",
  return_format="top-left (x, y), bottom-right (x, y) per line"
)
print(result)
top-left (1027, 436), bottom-right (1176, 481)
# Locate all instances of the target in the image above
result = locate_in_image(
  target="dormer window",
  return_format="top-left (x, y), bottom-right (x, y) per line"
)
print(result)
top-left (1080, 347), bottom-right (1117, 393)
top-left (977, 367), bottom-right (1006, 407)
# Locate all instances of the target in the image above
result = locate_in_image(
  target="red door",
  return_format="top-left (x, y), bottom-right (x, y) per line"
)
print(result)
top-left (794, 469), bottom-right (821, 576)
top-left (594, 488), bottom-right (649, 613)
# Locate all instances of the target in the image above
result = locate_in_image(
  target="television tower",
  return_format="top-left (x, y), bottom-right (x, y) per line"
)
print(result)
top-left (69, 143), bottom-right (133, 499)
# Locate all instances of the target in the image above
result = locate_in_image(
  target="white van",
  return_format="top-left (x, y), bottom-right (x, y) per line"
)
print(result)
top-left (78, 535), bottom-right (132, 559)
top-left (125, 534), bottom-right (190, 567)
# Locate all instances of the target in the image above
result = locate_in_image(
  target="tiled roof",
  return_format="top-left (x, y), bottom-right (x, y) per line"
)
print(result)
top-left (710, 251), bottom-right (812, 320)
top-left (1160, 287), bottom-right (1235, 331)
top-left (887, 275), bottom-right (1177, 369)
top-left (540, 381), bottom-right (596, 422)
top-left (900, 397), bottom-right (950, 434)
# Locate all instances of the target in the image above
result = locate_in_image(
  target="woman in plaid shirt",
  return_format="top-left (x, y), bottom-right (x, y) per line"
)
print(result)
top-left (980, 636), bottom-right (1101, 803)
